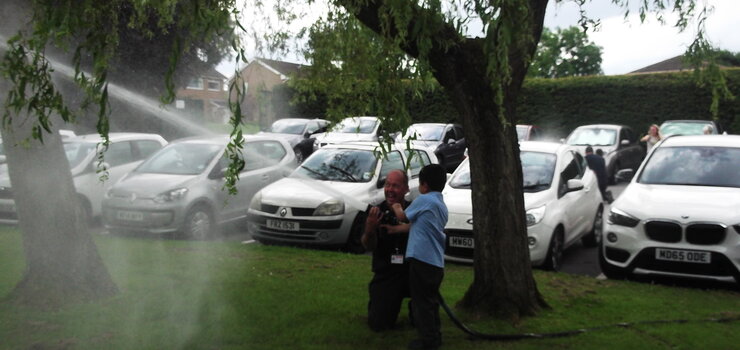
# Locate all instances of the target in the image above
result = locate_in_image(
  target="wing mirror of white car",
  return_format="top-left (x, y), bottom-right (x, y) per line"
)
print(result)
top-left (615, 168), bottom-right (635, 183)
top-left (566, 179), bottom-right (585, 192)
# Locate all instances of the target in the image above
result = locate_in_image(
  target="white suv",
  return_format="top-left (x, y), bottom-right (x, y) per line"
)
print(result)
top-left (600, 134), bottom-right (740, 284)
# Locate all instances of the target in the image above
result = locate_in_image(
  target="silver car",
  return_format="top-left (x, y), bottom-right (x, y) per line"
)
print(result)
top-left (0, 132), bottom-right (167, 224)
top-left (102, 135), bottom-right (296, 239)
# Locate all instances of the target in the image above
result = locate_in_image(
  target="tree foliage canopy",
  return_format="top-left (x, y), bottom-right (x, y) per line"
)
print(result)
top-left (527, 26), bottom-right (603, 78)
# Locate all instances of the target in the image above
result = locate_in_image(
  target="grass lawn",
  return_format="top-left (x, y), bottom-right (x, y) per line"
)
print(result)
top-left (1, 226), bottom-right (738, 349)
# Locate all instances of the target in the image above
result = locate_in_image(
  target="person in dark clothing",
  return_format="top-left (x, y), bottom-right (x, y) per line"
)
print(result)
top-left (585, 146), bottom-right (610, 203)
top-left (361, 169), bottom-right (412, 331)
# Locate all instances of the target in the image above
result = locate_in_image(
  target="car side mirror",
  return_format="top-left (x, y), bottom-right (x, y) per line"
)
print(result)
top-left (377, 177), bottom-right (386, 189)
top-left (566, 179), bottom-right (584, 192)
top-left (615, 169), bottom-right (634, 183)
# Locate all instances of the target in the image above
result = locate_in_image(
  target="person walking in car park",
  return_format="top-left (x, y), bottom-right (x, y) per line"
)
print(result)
top-left (640, 124), bottom-right (662, 153)
top-left (585, 146), bottom-right (611, 203)
top-left (386, 164), bottom-right (448, 350)
top-left (361, 169), bottom-right (413, 331)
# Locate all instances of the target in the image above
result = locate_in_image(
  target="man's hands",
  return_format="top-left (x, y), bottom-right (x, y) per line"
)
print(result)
top-left (361, 207), bottom-right (383, 251)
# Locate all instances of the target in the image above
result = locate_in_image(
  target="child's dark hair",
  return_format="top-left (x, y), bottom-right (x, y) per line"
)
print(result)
top-left (419, 164), bottom-right (446, 192)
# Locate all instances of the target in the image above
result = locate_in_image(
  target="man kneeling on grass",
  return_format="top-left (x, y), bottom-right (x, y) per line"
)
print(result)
top-left (386, 164), bottom-right (448, 350)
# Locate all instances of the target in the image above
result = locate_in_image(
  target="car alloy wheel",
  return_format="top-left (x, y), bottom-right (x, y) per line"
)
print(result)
top-left (184, 206), bottom-right (213, 240)
top-left (544, 229), bottom-right (564, 271)
top-left (582, 205), bottom-right (603, 247)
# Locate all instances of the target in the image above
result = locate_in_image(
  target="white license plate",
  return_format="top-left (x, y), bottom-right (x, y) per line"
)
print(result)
top-left (267, 219), bottom-right (299, 231)
top-left (0, 203), bottom-right (16, 213)
top-left (116, 210), bottom-right (144, 221)
top-left (655, 248), bottom-right (711, 264)
top-left (450, 236), bottom-right (474, 248)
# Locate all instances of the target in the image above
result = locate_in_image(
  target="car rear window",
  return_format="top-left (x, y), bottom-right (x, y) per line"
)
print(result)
top-left (638, 146), bottom-right (740, 187)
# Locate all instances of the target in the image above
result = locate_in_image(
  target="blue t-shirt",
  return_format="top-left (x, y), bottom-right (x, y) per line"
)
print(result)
top-left (405, 191), bottom-right (448, 268)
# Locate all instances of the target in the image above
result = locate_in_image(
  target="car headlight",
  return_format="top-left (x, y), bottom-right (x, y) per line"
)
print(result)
top-left (607, 207), bottom-right (640, 227)
top-left (313, 199), bottom-right (344, 216)
top-left (249, 191), bottom-right (262, 211)
top-left (526, 205), bottom-right (546, 227)
top-left (153, 188), bottom-right (188, 203)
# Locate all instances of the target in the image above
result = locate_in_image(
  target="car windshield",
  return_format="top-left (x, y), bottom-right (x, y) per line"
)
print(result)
top-left (334, 118), bottom-right (378, 134)
top-left (63, 141), bottom-right (97, 168)
top-left (292, 148), bottom-right (377, 182)
top-left (660, 122), bottom-right (712, 136)
top-left (449, 151), bottom-right (556, 191)
top-left (566, 128), bottom-right (617, 146)
top-left (638, 146), bottom-right (740, 188)
top-left (516, 125), bottom-right (529, 141)
top-left (521, 151), bottom-right (557, 192)
top-left (405, 125), bottom-right (445, 141)
top-left (269, 119), bottom-right (306, 135)
top-left (136, 143), bottom-right (222, 175)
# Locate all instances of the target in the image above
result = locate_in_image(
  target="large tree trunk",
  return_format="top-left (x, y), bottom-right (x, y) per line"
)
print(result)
top-left (347, 0), bottom-right (550, 320)
top-left (1, 0), bottom-right (118, 308)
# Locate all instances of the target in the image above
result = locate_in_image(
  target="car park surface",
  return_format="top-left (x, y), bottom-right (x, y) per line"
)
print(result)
top-left (443, 141), bottom-right (604, 270)
top-left (102, 134), bottom-right (295, 240)
top-left (564, 124), bottom-right (644, 184)
top-left (246, 142), bottom-right (438, 253)
top-left (0, 132), bottom-right (167, 224)
top-left (397, 123), bottom-right (467, 172)
top-left (600, 134), bottom-right (740, 285)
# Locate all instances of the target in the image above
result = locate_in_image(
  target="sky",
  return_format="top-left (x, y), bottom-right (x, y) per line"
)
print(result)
top-left (216, 0), bottom-right (740, 77)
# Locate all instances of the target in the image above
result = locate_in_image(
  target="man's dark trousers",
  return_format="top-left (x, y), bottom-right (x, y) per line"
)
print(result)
top-left (368, 268), bottom-right (410, 331)
top-left (408, 258), bottom-right (444, 348)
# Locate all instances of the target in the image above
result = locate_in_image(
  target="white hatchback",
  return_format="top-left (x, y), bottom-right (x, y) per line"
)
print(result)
top-left (246, 142), bottom-right (438, 253)
top-left (444, 141), bottom-right (604, 270)
top-left (600, 134), bottom-right (740, 284)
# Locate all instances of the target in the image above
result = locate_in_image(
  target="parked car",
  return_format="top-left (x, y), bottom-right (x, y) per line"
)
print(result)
top-left (659, 119), bottom-right (724, 137)
top-left (0, 129), bottom-right (76, 166)
top-left (312, 116), bottom-right (387, 150)
top-left (246, 142), bottom-right (438, 253)
top-left (564, 124), bottom-right (644, 184)
top-left (0, 132), bottom-right (167, 224)
top-left (600, 134), bottom-right (740, 284)
top-left (260, 118), bottom-right (329, 163)
top-left (397, 123), bottom-right (466, 172)
top-left (517, 124), bottom-right (544, 142)
top-left (444, 141), bottom-right (604, 270)
top-left (102, 135), bottom-right (296, 239)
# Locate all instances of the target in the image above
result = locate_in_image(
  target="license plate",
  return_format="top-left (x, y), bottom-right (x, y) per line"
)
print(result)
top-left (266, 219), bottom-right (299, 231)
top-left (116, 210), bottom-right (144, 221)
top-left (655, 248), bottom-right (711, 264)
top-left (449, 236), bottom-right (474, 248)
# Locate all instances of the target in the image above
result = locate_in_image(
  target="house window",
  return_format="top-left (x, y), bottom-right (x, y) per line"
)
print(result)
top-left (187, 78), bottom-right (203, 89)
top-left (207, 79), bottom-right (221, 91)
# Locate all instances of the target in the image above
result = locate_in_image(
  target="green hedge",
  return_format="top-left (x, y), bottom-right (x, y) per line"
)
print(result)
top-left (276, 68), bottom-right (740, 138)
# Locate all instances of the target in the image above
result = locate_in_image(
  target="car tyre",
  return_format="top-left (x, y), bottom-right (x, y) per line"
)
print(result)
top-left (183, 205), bottom-right (214, 240)
top-left (581, 205), bottom-right (603, 247)
top-left (542, 228), bottom-right (564, 271)
top-left (344, 212), bottom-right (367, 254)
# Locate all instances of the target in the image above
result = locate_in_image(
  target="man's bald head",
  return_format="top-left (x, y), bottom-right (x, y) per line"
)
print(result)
top-left (384, 169), bottom-right (409, 205)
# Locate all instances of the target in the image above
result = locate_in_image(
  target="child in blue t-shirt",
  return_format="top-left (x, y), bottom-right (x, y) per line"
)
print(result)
top-left (386, 164), bottom-right (448, 350)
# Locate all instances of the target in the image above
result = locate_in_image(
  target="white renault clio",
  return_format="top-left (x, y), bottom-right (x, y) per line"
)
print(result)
top-left (444, 141), bottom-right (604, 270)
top-left (246, 142), bottom-right (437, 253)
top-left (601, 135), bottom-right (740, 284)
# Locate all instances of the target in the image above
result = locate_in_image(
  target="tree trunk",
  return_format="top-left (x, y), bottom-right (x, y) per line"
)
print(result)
top-left (1, 0), bottom-right (118, 308)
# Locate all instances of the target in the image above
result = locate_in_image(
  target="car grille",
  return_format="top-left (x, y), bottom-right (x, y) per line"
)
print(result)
top-left (632, 248), bottom-right (738, 278)
top-left (291, 207), bottom-right (315, 216)
top-left (644, 221), bottom-right (681, 243)
top-left (445, 229), bottom-right (474, 260)
top-left (261, 204), bottom-right (279, 214)
top-left (685, 224), bottom-right (726, 245)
